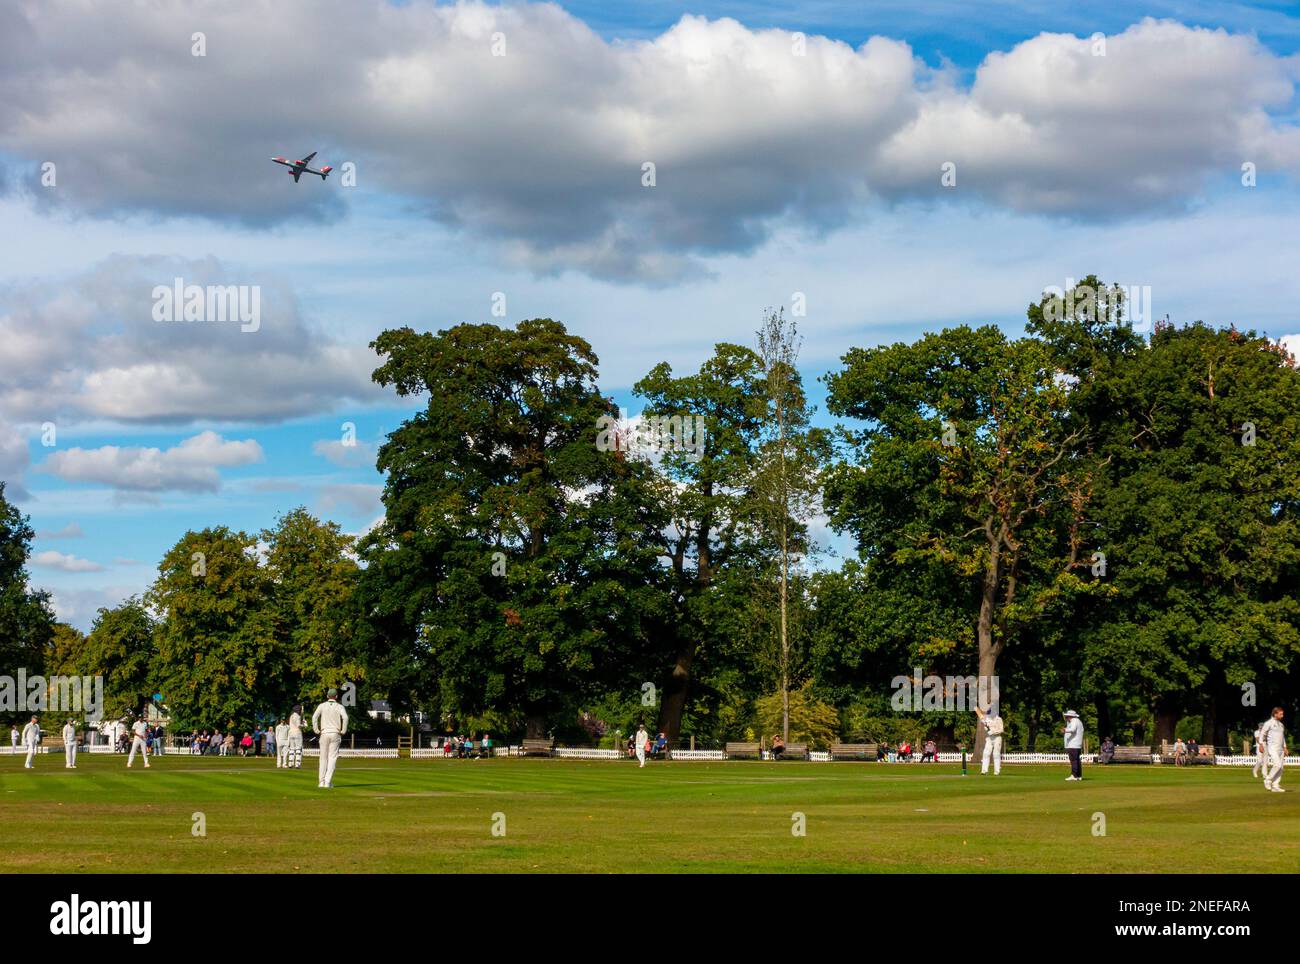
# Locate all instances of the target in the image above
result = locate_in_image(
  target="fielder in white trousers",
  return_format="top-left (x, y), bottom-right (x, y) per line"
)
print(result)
top-left (22, 718), bottom-right (40, 769)
top-left (312, 691), bottom-right (349, 788)
top-left (1261, 709), bottom-right (1287, 792)
top-left (976, 707), bottom-right (1003, 775)
top-left (635, 726), bottom-right (648, 768)
top-left (63, 721), bottom-right (78, 769)
top-left (127, 719), bottom-right (150, 768)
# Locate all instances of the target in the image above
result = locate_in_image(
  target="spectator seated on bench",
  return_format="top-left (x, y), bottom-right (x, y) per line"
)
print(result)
top-left (650, 733), bottom-right (668, 758)
top-left (921, 739), bottom-right (938, 762)
top-left (1099, 737), bottom-right (1115, 764)
top-left (770, 736), bottom-right (786, 760)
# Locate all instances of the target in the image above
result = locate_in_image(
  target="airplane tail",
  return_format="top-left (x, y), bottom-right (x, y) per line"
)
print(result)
top-left (318, 166), bottom-right (333, 180)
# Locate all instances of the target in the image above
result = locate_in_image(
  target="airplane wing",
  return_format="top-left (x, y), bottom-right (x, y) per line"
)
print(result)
top-left (300, 151), bottom-right (316, 165)
top-left (292, 170), bottom-right (303, 183)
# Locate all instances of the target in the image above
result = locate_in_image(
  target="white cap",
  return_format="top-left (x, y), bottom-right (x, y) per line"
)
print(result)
top-left (1063, 709), bottom-right (1079, 718)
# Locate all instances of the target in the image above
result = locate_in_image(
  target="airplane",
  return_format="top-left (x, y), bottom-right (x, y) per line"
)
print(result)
top-left (271, 151), bottom-right (333, 183)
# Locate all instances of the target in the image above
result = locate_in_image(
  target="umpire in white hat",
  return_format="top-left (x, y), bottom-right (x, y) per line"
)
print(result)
top-left (1062, 709), bottom-right (1085, 781)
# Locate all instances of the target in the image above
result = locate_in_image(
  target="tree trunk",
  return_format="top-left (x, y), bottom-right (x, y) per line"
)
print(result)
top-left (971, 526), bottom-right (1002, 762)
top-left (1153, 700), bottom-right (1180, 748)
top-left (1095, 697), bottom-right (1112, 742)
top-left (524, 714), bottom-right (546, 740)
top-left (658, 639), bottom-right (693, 744)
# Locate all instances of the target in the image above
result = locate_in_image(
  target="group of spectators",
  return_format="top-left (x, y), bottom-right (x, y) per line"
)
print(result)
top-left (187, 727), bottom-right (278, 757)
top-left (441, 733), bottom-right (492, 757)
top-left (1172, 737), bottom-right (1212, 764)
top-left (628, 730), bottom-right (668, 758)
top-left (876, 739), bottom-right (939, 762)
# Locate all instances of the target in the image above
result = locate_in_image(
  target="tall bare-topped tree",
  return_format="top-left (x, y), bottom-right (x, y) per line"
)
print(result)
top-left (754, 309), bottom-right (826, 742)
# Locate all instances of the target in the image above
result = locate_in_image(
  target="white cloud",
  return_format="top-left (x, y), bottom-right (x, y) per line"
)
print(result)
top-left (41, 430), bottom-right (263, 493)
top-left (312, 437), bottom-right (378, 468)
top-left (0, 256), bottom-right (387, 425)
top-left (31, 550), bottom-right (105, 573)
top-left (318, 483), bottom-right (384, 518)
top-left (2, 4), bottom-right (1297, 281)
top-left (36, 521), bottom-right (84, 539)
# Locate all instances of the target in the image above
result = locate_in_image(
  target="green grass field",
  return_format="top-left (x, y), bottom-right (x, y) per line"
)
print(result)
top-left (1, 753), bottom-right (1296, 873)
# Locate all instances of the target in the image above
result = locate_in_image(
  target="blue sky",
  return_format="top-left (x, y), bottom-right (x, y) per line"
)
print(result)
top-left (2, 0), bottom-right (1299, 629)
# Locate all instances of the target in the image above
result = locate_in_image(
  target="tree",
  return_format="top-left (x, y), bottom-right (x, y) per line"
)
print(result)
top-left (80, 599), bottom-right (157, 721)
top-left (825, 325), bottom-right (1105, 760)
top-left (363, 319), bottom-right (669, 737)
top-left (634, 343), bottom-right (768, 743)
top-left (0, 483), bottom-right (55, 705)
top-left (751, 308), bottom-right (827, 741)
top-left (148, 527), bottom-right (277, 729)
top-left (261, 508), bottom-right (365, 708)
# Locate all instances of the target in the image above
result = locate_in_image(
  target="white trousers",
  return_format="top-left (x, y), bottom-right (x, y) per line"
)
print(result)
top-left (24, 742), bottom-right (37, 767)
top-left (319, 732), bottom-right (341, 786)
top-left (636, 747), bottom-right (646, 767)
top-left (1264, 751), bottom-right (1284, 788)
top-left (1253, 750), bottom-right (1264, 777)
top-left (982, 735), bottom-right (1002, 774)
top-left (65, 743), bottom-right (77, 767)
top-left (288, 737), bottom-right (302, 767)
top-left (127, 736), bottom-right (150, 767)
top-left (276, 743), bottom-right (288, 767)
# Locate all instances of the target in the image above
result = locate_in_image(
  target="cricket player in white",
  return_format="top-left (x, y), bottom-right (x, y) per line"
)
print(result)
top-left (635, 725), bottom-right (649, 768)
top-left (1253, 722), bottom-right (1266, 778)
top-left (127, 716), bottom-right (151, 768)
top-left (975, 706), bottom-right (1003, 775)
top-left (1261, 706), bottom-right (1287, 793)
top-left (1063, 709), bottom-right (1085, 781)
top-left (21, 715), bottom-right (40, 769)
top-left (287, 705), bottom-right (305, 768)
top-left (62, 719), bottom-right (78, 769)
top-left (275, 718), bottom-right (290, 768)
top-left (312, 689), bottom-right (348, 788)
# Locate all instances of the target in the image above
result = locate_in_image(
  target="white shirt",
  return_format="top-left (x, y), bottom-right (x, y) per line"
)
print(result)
top-left (275, 724), bottom-right (289, 744)
top-left (982, 714), bottom-right (1004, 737)
top-left (132, 720), bottom-right (148, 739)
top-left (1261, 718), bottom-right (1286, 753)
top-left (635, 727), bottom-right (648, 748)
top-left (62, 723), bottom-right (76, 745)
top-left (312, 700), bottom-right (348, 736)
top-left (22, 722), bottom-right (40, 746)
top-left (1063, 718), bottom-right (1084, 749)
top-left (288, 712), bottom-right (304, 736)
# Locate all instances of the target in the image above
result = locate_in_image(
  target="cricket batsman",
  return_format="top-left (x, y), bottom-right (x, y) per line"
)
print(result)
top-left (975, 705), bottom-right (1003, 775)
top-left (287, 704), bottom-right (305, 768)
top-left (311, 688), bottom-right (348, 789)
top-left (21, 715), bottom-right (40, 769)
top-left (126, 714), bottom-right (151, 768)
top-left (62, 718), bottom-right (78, 769)
top-left (275, 717), bottom-right (290, 768)
top-left (1261, 706), bottom-right (1287, 793)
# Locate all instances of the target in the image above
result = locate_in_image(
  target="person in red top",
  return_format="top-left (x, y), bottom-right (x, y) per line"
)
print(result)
top-left (899, 740), bottom-right (912, 761)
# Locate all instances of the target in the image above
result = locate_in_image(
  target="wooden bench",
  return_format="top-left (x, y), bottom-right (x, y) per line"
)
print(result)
top-left (519, 738), bottom-right (554, 757)
top-left (770, 742), bottom-right (808, 760)
top-left (830, 742), bottom-right (878, 761)
top-left (1107, 746), bottom-right (1152, 764)
top-left (725, 741), bottom-right (762, 759)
